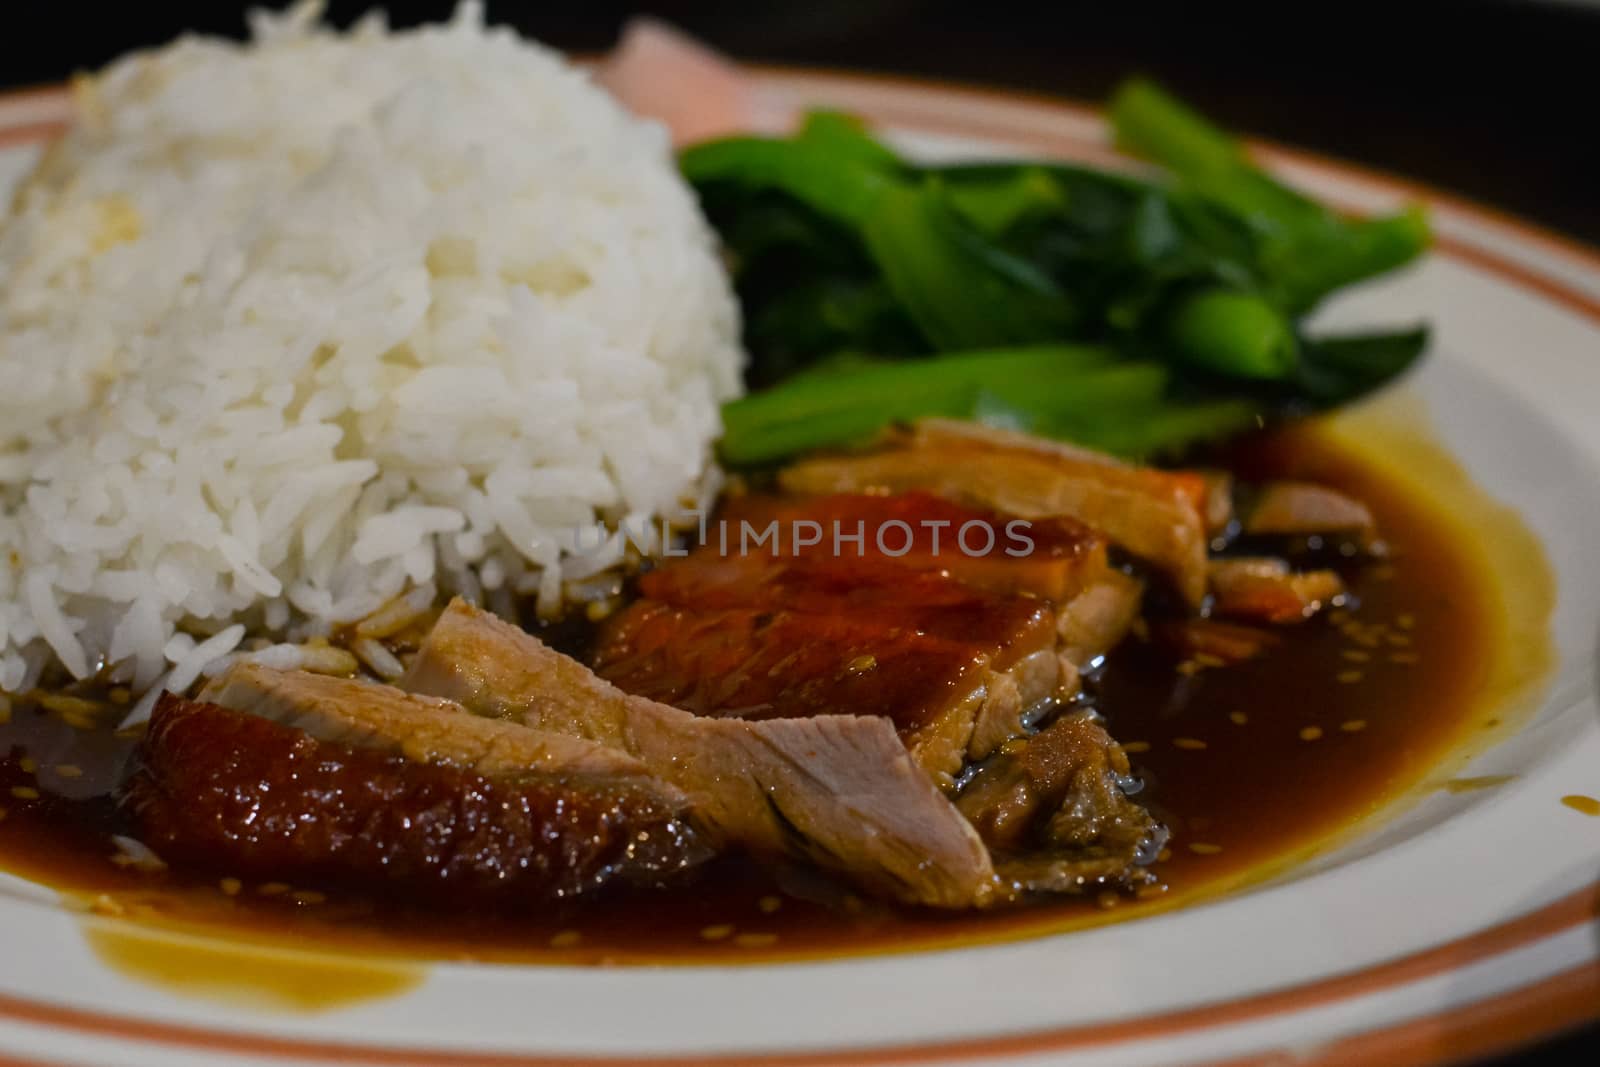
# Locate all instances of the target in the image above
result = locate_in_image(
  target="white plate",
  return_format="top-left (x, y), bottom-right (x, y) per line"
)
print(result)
top-left (1, 71), bottom-right (1597, 1067)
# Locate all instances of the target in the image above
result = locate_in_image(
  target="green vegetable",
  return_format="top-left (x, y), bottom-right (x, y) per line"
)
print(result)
top-left (1044, 398), bottom-right (1265, 459)
top-left (980, 361), bottom-right (1171, 419)
top-left (1266, 208), bottom-right (1432, 313)
top-left (680, 136), bottom-right (894, 228)
top-left (685, 79), bottom-right (1433, 464)
top-left (796, 111), bottom-right (904, 172)
top-left (938, 166), bottom-right (1070, 237)
top-left (1165, 287), bottom-right (1296, 380)
top-left (720, 345), bottom-right (1116, 464)
top-left (1295, 326), bottom-right (1430, 406)
top-left (1109, 77), bottom-right (1431, 311)
top-left (862, 184), bottom-right (1079, 348)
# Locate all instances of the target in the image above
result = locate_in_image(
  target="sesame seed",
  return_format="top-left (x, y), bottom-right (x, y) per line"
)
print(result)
top-left (1341, 650), bottom-right (1371, 663)
top-left (1121, 741), bottom-right (1151, 754)
top-left (845, 654), bottom-right (877, 674)
top-left (1386, 633), bottom-right (1412, 648)
top-left (1192, 653), bottom-right (1225, 669)
top-left (291, 890), bottom-right (327, 906)
top-left (1336, 670), bottom-right (1363, 684)
top-left (0, 807), bottom-right (7, 822)
top-left (1390, 652), bottom-right (1420, 665)
top-left (17, 757), bottom-right (36, 775)
top-left (1135, 883), bottom-right (1169, 900)
top-left (699, 924), bottom-right (734, 941)
top-left (257, 882), bottom-right (290, 896)
top-left (1396, 613), bottom-right (1416, 630)
top-left (1156, 848), bottom-right (1173, 863)
top-left (548, 930), bottom-right (582, 949)
top-left (1188, 843), bottom-right (1223, 855)
top-left (55, 764), bottom-right (83, 778)
top-left (734, 933), bottom-right (778, 948)
top-left (1095, 890), bottom-right (1120, 910)
top-left (758, 896), bottom-right (783, 914)
top-left (108, 688), bottom-right (131, 705)
top-left (9, 786), bottom-right (38, 800)
top-left (1228, 711), bottom-right (1248, 725)
top-left (1176, 660), bottom-right (1201, 676)
top-left (219, 878), bottom-right (242, 896)
top-left (1172, 737), bottom-right (1207, 751)
top-left (1328, 609), bottom-right (1351, 625)
top-left (1372, 565), bottom-right (1396, 581)
top-left (1300, 726), bottom-right (1324, 741)
top-left (1340, 720), bottom-right (1367, 733)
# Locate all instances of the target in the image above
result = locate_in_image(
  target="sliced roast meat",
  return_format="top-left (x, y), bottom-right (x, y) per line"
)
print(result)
top-left (957, 712), bottom-right (1160, 898)
top-left (1243, 481), bottom-right (1377, 541)
top-left (402, 599), bottom-right (997, 909)
top-left (714, 491), bottom-right (1109, 603)
top-left (1056, 570), bottom-right (1146, 670)
top-left (1207, 558), bottom-right (1345, 624)
top-left (910, 418), bottom-right (1152, 473)
top-left (618, 546), bottom-right (1075, 778)
top-left (1198, 470), bottom-right (1236, 535)
top-left (592, 598), bottom-right (1057, 786)
top-left (637, 548), bottom-right (1060, 668)
top-left (780, 432), bottom-right (1209, 606)
top-left (125, 691), bottom-right (707, 901)
top-left (615, 492), bottom-right (1138, 775)
top-left (964, 647), bottom-right (1067, 765)
top-left (200, 663), bottom-right (662, 781)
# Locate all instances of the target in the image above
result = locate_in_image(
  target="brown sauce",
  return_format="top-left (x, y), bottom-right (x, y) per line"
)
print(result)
top-left (0, 420), bottom-right (1553, 971)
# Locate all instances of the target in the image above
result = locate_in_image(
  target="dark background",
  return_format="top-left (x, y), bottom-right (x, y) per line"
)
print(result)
top-left (3, 2), bottom-right (1597, 1063)
top-left (3, 0), bottom-right (1598, 246)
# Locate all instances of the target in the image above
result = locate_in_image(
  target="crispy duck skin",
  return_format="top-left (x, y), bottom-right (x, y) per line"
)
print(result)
top-left (591, 597), bottom-right (1056, 784)
top-left (637, 553), bottom-right (1059, 671)
top-left (592, 598), bottom-right (989, 724)
top-left (613, 493), bottom-right (1135, 776)
top-left (125, 694), bottom-right (708, 901)
top-left (715, 491), bottom-right (1107, 602)
top-left (402, 600), bottom-right (998, 909)
top-left (779, 429), bottom-right (1210, 605)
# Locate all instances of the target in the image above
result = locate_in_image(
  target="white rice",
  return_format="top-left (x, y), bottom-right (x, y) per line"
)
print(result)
top-left (0, 2), bottom-right (744, 697)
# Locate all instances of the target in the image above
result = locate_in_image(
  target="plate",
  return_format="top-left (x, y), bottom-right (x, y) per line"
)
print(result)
top-left (1, 69), bottom-right (1598, 1067)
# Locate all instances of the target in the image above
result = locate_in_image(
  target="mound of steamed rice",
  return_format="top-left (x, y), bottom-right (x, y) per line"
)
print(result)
top-left (0, 2), bottom-right (744, 711)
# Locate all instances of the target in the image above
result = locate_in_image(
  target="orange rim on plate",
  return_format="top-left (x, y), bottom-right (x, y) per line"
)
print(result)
top-left (0, 74), bottom-right (1595, 1066)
